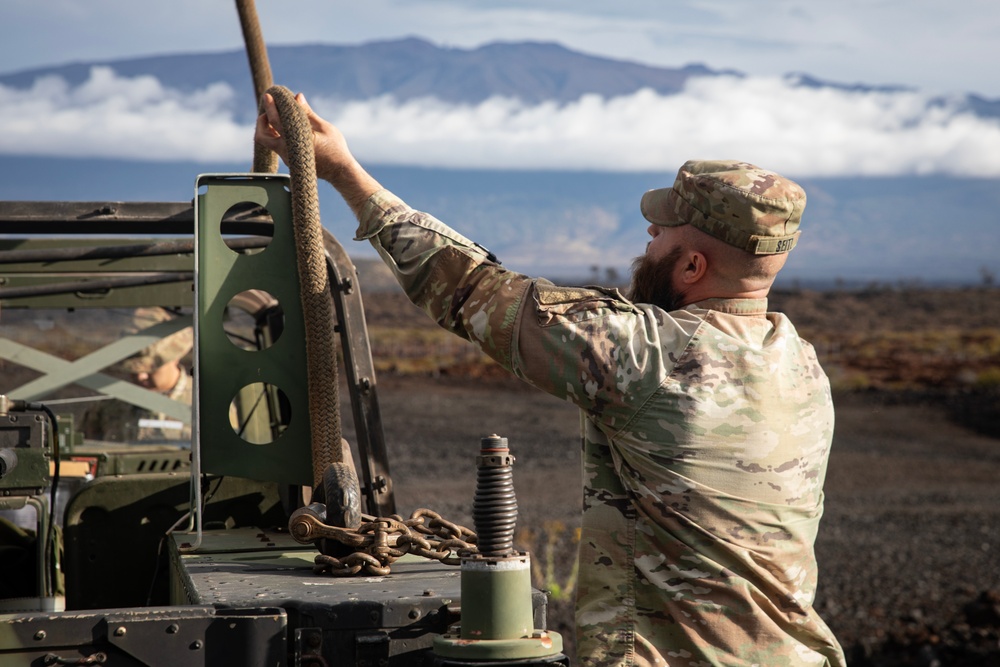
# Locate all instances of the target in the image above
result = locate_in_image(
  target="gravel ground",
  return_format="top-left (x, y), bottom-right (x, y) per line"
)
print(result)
top-left (347, 374), bottom-right (1000, 666)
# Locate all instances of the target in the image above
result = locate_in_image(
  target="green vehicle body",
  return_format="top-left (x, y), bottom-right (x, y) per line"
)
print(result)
top-left (0, 176), bottom-right (564, 665)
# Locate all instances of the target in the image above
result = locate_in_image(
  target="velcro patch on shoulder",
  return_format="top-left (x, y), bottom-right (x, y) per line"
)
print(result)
top-left (536, 284), bottom-right (605, 305)
top-left (533, 283), bottom-right (637, 326)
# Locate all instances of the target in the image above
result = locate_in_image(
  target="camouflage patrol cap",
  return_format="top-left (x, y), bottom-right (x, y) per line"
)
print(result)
top-left (119, 307), bottom-right (194, 374)
top-left (640, 160), bottom-right (806, 254)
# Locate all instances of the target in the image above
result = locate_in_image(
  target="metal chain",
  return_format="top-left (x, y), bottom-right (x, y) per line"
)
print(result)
top-left (290, 508), bottom-right (477, 576)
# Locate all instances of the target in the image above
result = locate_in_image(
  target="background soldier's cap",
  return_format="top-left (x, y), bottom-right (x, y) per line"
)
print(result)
top-left (119, 307), bottom-right (194, 374)
top-left (640, 160), bottom-right (807, 254)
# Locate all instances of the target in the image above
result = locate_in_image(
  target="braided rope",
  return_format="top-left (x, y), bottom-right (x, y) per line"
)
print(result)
top-left (235, 0), bottom-right (279, 174)
top-left (235, 2), bottom-right (340, 486)
top-left (265, 85), bottom-right (343, 486)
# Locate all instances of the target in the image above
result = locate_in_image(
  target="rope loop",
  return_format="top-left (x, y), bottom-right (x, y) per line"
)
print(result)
top-left (263, 85), bottom-right (344, 489)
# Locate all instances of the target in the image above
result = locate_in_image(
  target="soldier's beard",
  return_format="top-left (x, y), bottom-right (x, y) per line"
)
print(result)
top-left (627, 247), bottom-right (686, 311)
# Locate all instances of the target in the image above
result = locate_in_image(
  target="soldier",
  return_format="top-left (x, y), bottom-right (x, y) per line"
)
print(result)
top-left (256, 94), bottom-right (846, 666)
top-left (81, 308), bottom-right (193, 442)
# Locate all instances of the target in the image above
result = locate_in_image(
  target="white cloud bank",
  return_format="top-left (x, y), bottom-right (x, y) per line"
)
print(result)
top-left (3, 67), bottom-right (1000, 177)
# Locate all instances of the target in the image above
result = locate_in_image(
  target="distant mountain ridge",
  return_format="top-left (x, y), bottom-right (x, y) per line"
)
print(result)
top-left (3, 37), bottom-right (996, 119)
top-left (0, 38), bottom-right (734, 109)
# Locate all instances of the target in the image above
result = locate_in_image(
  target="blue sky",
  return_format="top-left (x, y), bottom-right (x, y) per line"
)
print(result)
top-left (0, 1), bottom-right (997, 283)
top-left (2, 0), bottom-right (997, 97)
top-left (1, 1), bottom-right (999, 178)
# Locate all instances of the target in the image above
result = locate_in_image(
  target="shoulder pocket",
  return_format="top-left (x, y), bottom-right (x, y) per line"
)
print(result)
top-left (533, 283), bottom-right (637, 327)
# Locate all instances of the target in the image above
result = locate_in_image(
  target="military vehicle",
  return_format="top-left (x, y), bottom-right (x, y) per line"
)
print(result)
top-left (0, 2), bottom-right (567, 664)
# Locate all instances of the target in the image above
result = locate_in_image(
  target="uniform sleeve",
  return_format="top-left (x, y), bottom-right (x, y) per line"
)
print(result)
top-left (355, 190), bottom-right (693, 427)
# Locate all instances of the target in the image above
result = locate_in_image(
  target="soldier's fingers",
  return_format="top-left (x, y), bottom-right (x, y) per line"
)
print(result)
top-left (261, 93), bottom-right (283, 135)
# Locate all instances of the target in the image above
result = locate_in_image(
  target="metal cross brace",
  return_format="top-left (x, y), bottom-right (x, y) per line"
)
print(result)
top-left (0, 316), bottom-right (193, 422)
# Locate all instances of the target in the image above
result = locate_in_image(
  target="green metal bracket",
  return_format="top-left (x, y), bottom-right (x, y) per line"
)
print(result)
top-left (193, 174), bottom-right (312, 487)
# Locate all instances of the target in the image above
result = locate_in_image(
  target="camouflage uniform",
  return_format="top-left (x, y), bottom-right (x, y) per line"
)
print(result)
top-left (81, 308), bottom-right (194, 442)
top-left (81, 369), bottom-right (192, 442)
top-left (353, 160), bottom-right (845, 666)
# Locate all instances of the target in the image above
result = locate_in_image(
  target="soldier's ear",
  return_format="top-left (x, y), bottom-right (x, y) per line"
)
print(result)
top-left (679, 251), bottom-right (707, 285)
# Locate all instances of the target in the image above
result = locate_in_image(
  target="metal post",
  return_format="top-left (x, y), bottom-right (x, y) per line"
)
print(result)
top-left (431, 435), bottom-right (567, 665)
